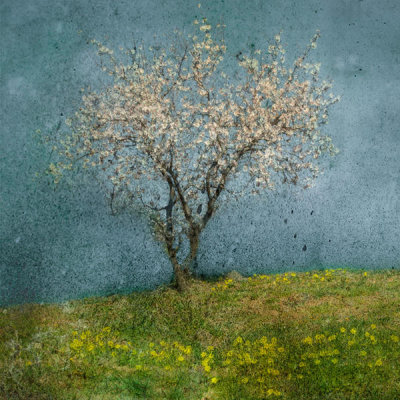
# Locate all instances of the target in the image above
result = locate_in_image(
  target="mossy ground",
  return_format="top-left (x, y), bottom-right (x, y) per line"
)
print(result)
top-left (1, 268), bottom-right (399, 399)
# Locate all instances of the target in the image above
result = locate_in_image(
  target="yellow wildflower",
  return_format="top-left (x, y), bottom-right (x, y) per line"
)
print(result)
top-left (350, 328), bottom-right (357, 335)
top-left (390, 335), bottom-right (399, 343)
top-left (360, 350), bottom-right (367, 356)
top-left (375, 359), bottom-right (383, 366)
top-left (211, 377), bottom-right (218, 384)
top-left (370, 324), bottom-right (376, 329)
top-left (267, 389), bottom-right (281, 396)
top-left (340, 327), bottom-right (346, 333)
top-left (235, 337), bottom-right (243, 345)
top-left (177, 355), bottom-right (184, 362)
top-left (70, 339), bottom-right (83, 350)
top-left (268, 368), bottom-right (280, 376)
top-left (303, 336), bottom-right (313, 345)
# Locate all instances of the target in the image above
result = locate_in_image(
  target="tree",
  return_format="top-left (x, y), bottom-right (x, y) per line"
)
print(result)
top-left (45, 17), bottom-right (340, 292)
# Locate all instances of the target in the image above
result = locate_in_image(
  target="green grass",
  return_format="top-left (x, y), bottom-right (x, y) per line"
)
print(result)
top-left (1, 268), bottom-right (399, 399)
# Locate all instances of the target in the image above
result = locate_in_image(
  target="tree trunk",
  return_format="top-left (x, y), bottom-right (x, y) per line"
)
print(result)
top-left (168, 229), bottom-right (200, 292)
top-left (171, 256), bottom-right (192, 292)
top-left (183, 231), bottom-right (200, 276)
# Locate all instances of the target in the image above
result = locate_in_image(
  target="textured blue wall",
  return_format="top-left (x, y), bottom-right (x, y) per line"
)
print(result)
top-left (1, 0), bottom-right (399, 306)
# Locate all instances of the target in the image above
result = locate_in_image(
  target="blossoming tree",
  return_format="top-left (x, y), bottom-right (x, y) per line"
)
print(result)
top-left (48, 18), bottom-right (340, 291)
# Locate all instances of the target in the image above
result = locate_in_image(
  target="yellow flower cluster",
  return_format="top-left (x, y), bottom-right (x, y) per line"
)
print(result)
top-left (243, 269), bottom-right (349, 288)
top-left (201, 347), bottom-right (214, 373)
top-left (64, 317), bottom-right (399, 399)
top-left (211, 278), bottom-right (234, 292)
top-left (137, 339), bottom-right (193, 370)
top-left (216, 335), bottom-right (284, 394)
top-left (69, 327), bottom-right (132, 362)
top-left (203, 322), bottom-right (399, 397)
top-left (296, 324), bottom-right (392, 376)
top-left (309, 268), bottom-right (343, 283)
top-left (69, 327), bottom-right (195, 375)
top-left (212, 270), bottom-right (352, 289)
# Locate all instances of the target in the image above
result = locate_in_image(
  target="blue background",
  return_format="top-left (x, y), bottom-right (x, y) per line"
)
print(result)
top-left (1, 0), bottom-right (399, 306)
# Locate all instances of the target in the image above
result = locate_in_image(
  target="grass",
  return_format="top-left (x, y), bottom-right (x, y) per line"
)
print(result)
top-left (0, 268), bottom-right (399, 399)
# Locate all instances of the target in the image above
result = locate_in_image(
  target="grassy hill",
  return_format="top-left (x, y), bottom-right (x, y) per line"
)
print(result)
top-left (1, 268), bottom-right (399, 399)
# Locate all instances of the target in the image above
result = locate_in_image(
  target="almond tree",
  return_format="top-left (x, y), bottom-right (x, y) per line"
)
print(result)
top-left (47, 18), bottom-right (340, 291)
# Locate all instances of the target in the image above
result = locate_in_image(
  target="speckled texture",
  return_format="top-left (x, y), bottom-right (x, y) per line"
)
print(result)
top-left (1, 0), bottom-right (399, 306)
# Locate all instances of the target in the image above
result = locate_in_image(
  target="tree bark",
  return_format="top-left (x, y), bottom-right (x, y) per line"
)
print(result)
top-left (167, 227), bottom-right (200, 292)
top-left (171, 253), bottom-right (192, 292)
top-left (183, 227), bottom-right (200, 274)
